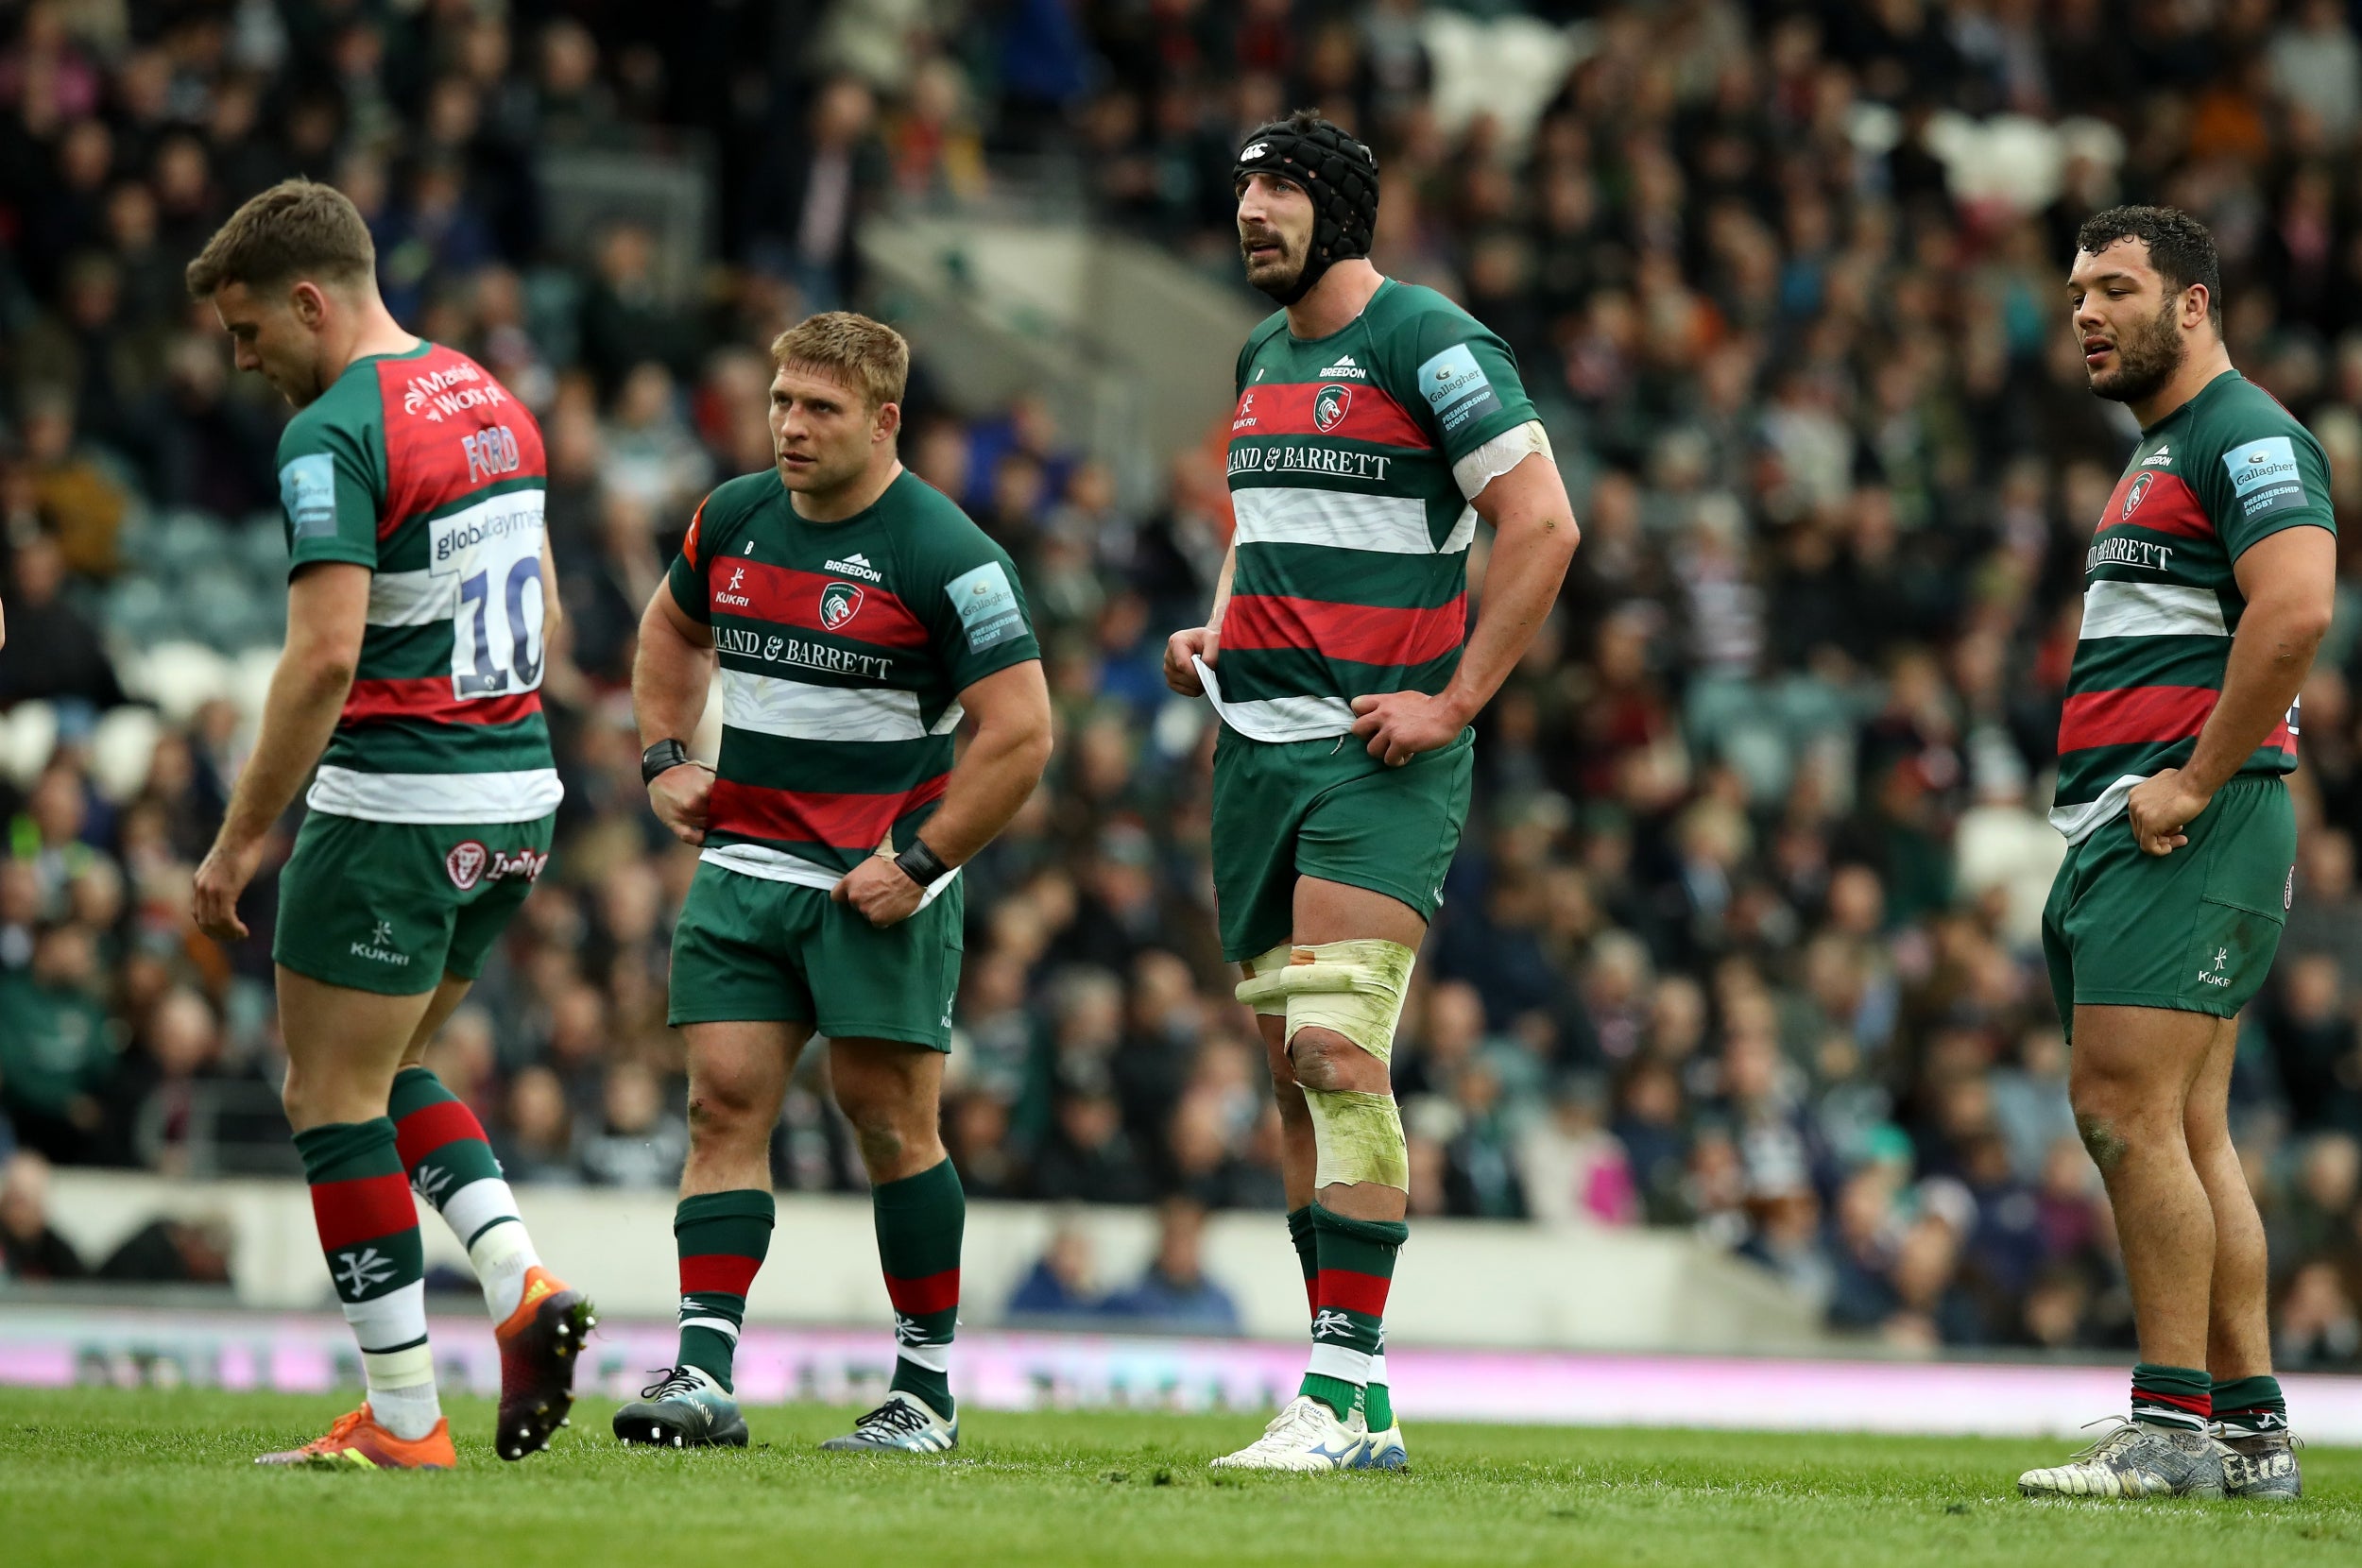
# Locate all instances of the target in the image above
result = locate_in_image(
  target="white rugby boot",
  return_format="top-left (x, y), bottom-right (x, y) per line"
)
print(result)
top-left (1210, 1395), bottom-right (1364, 1472)
top-left (2017, 1419), bottom-right (2225, 1499)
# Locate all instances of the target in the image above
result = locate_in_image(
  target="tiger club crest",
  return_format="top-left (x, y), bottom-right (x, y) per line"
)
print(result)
top-left (1312, 383), bottom-right (1353, 434)
top-left (819, 580), bottom-right (864, 631)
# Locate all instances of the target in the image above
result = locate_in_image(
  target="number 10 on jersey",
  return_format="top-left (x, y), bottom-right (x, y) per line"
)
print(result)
top-left (432, 497), bottom-right (547, 701)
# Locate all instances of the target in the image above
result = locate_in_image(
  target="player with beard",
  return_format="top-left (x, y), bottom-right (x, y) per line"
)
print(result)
top-left (2018, 208), bottom-right (2329, 1501)
top-left (1165, 111), bottom-right (1579, 1471)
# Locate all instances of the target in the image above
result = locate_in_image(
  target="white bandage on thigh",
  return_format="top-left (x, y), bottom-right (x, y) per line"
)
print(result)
top-left (1239, 943), bottom-right (1295, 1019)
top-left (1235, 940), bottom-right (1416, 1192)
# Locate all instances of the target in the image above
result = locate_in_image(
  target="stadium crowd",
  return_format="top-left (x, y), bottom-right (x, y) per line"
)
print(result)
top-left (4, 0), bottom-right (2362, 1365)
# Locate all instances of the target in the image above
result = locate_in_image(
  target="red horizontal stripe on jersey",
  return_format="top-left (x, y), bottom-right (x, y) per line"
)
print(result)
top-left (711, 561), bottom-right (926, 650)
top-left (1315, 1268), bottom-right (1393, 1317)
top-left (2058, 684), bottom-right (2294, 754)
top-left (310, 1173), bottom-right (418, 1251)
top-left (679, 1253), bottom-right (763, 1297)
top-left (882, 1267), bottom-right (962, 1316)
top-left (341, 679), bottom-right (543, 728)
top-left (393, 1099), bottom-right (486, 1167)
top-left (1223, 592), bottom-right (1466, 668)
top-left (707, 773), bottom-right (949, 851)
top-left (2095, 469), bottom-right (2212, 539)
top-left (1230, 381), bottom-right (1432, 449)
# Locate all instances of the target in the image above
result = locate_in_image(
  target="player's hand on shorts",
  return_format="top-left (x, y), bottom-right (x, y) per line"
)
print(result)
top-left (648, 761), bottom-right (715, 846)
top-left (1164, 625), bottom-right (1218, 695)
top-left (2127, 767), bottom-right (2208, 856)
top-left (833, 856), bottom-right (925, 927)
top-left (1350, 690), bottom-right (1466, 767)
top-left (192, 834), bottom-right (266, 942)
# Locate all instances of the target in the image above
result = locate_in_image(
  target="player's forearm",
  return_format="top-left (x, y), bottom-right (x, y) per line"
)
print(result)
top-left (1440, 505), bottom-right (1578, 724)
top-left (1207, 545), bottom-right (1237, 630)
top-left (911, 715), bottom-right (1052, 868)
top-left (216, 656), bottom-right (352, 849)
top-left (631, 593), bottom-right (715, 745)
top-left (2182, 594), bottom-right (2328, 795)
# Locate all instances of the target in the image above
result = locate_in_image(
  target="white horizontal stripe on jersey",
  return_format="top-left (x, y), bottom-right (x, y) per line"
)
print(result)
top-left (2048, 773), bottom-right (2148, 845)
top-left (366, 570), bottom-right (454, 627)
top-left (2079, 580), bottom-right (2227, 639)
top-left (699, 841), bottom-right (958, 907)
top-left (1233, 486), bottom-right (1464, 556)
top-left (721, 667), bottom-right (929, 742)
top-left (308, 765), bottom-right (564, 824)
top-left (1193, 655), bottom-right (1359, 741)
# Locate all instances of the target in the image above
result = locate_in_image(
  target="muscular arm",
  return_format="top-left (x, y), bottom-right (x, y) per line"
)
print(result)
top-left (1351, 452), bottom-right (1581, 764)
top-left (631, 581), bottom-right (717, 845)
top-left (2127, 525), bottom-right (2336, 854)
top-left (834, 658), bottom-right (1053, 925)
top-left (192, 562), bottom-right (369, 938)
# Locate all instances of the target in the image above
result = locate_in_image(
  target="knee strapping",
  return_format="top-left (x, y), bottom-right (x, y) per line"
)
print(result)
top-left (1233, 939), bottom-right (1417, 1063)
top-left (1236, 939), bottom-right (1415, 1191)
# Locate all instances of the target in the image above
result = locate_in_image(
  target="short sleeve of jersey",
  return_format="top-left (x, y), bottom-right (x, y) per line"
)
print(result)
top-left (1400, 307), bottom-right (1539, 465)
top-left (2201, 417), bottom-right (2337, 561)
top-left (666, 493), bottom-right (715, 623)
top-left (275, 405), bottom-right (381, 572)
top-left (911, 522), bottom-right (1040, 692)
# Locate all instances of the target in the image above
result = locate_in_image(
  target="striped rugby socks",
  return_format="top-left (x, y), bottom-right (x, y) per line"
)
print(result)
top-left (675, 1190), bottom-right (776, 1391)
top-left (389, 1065), bottom-right (540, 1321)
top-left (874, 1159), bottom-right (964, 1419)
top-left (1299, 1203), bottom-right (1406, 1424)
top-left (2131, 1362), bottom-right (2212, 1431)
top-left (297, 1118), bottom-right (440, 1440)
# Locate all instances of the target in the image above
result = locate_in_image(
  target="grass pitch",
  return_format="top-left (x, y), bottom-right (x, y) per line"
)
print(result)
top-left (5, 1389), bottom-right (2360, 1567)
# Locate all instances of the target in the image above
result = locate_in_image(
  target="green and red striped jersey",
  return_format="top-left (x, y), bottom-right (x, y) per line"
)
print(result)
top-left (2051, 370), bottom-right (2336, 844)
top-left (665, 468), bottom-right (1038, 888)
top-left (1210, 280), bottom-right (1540, 741)
top-left (276, 341), bottom-right (556, 824)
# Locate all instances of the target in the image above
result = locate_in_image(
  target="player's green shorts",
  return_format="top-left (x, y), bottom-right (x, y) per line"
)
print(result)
top-left (1209, 723), bottom-right (1475, 963)
top-left (667, 861), bottom-right (963, 1050)
top-left (274, 810), bottom-right (555, 996)
top-left (2041, 775), bottom-right (2295, 1037)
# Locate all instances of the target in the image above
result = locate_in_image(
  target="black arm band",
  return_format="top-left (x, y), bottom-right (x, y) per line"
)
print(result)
top-left (641, 739), bottom-right (693, 785)
top-left (892, 837), bottom-right (951, 888)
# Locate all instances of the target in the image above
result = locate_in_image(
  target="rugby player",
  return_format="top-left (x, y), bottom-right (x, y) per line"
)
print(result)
top-left (2018, 208), bottom-right (2327, 1502)
top-left (617, 313), bottom-right (1050, 1454)
top-left (1166, 112), bottom-right (1580, 1471)
top-left (186, 180), bottom-right (591, 1470)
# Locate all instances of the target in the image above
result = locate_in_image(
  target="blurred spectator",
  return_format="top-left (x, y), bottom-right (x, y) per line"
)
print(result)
top-left (0, 532), bottom-right (123, 707)
top-left (0, 923), bottom-right (113, 1161)
top-left (1105, 1199), bottom-right (1241, 1331)
top-left (0, 1150), bottom-right (85, 1280)
top-left (1028, 1082), bottom-right (1155, 1205)
top-left (574, 1060), bottom-right (688, 1189)
top-left (1006, 1221), bottom-right (1105, 1319)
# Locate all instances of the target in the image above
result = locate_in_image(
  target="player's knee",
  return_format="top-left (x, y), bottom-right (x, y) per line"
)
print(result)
top-left (1289, 1026), bottom-right (1382, 1095)
top-left (686, 1077), bottom-right (769, 1146)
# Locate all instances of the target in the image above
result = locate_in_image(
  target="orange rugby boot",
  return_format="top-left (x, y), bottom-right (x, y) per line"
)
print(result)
top-left (255, 1405), bottom-right (456, 1470)
top-left (493, 1264), bottom-right (597, 1460)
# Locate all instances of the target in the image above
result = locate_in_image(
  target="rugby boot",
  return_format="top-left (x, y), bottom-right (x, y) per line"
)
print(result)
top-left (1353, 1422), bottom-right (1409, 1471)
top-left (1210, 1394), bottom-right (1365, 1472)
top-left (493, 1266), bottom-right (595, 1460)
top-left (2217, 1430), bottom-right (2302, 1502)
top-left (255, 1406), bottom-right (456, 1470)
top-left (2017, 1419), bottom-right (2224, 1499)
top-left (820, 1390), bottom-right (958, 1453)
top-left (613, 1365), bottom-right (748, 1449)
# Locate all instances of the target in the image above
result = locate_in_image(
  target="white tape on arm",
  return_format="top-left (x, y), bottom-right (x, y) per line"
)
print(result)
top-left (1450, 419), bottom-right (1554, 502)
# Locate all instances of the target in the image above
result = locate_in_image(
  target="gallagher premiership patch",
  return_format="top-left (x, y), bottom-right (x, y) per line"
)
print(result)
top-left (948, 561), bottom-right (1024, 651)
top-left (279, 453), bottom-right (338, 538)
top-left (2224, 435), bottom-right (2305, 520)
top-left (1415, 342), bottom-right (1502, 435)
